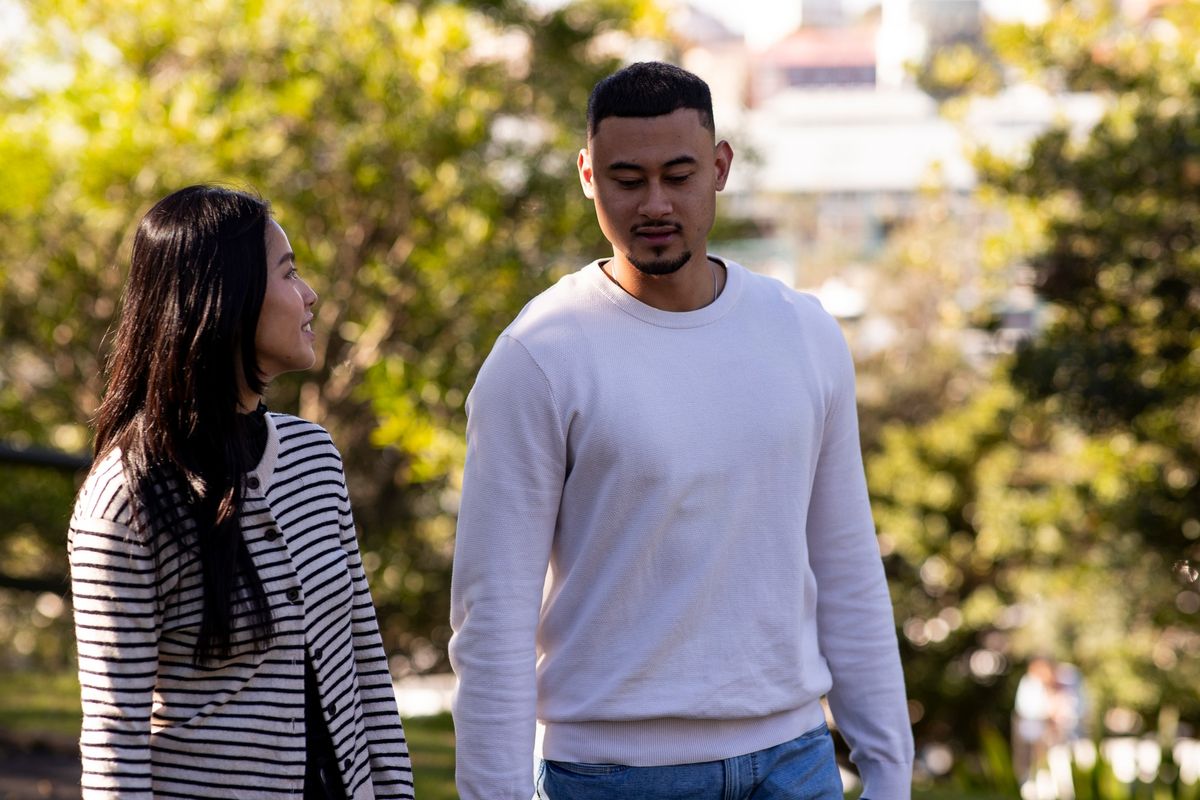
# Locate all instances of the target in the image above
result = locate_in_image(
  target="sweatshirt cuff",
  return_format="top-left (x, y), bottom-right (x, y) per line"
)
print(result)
top-left (857, 760), bottom-right (913, 800)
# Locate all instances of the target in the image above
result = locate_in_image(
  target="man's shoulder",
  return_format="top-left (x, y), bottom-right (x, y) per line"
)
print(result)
top-left (729, 260), bottom-right (837, 327)
top-left (503, 262), bottom-right (599, 343)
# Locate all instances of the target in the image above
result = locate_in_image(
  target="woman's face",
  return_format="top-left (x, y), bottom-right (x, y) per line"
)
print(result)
top-left (255, 220), bottom-right (318, 381)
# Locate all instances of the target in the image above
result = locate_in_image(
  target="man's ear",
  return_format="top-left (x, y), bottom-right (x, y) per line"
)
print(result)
top-left (714, 140), bottom-right (734, 192)
top-left (578, 148), bottom-right (596, 199)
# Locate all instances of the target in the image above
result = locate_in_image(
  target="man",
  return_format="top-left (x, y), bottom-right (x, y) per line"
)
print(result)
top-left (450, 61), bottom-right (913, 799)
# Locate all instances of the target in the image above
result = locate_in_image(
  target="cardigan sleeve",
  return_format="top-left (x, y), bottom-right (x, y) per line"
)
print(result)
top-left (804, 321), bottom-right (914, 798)
top-left (336, 461), bottom-right (416, 799)
top-left (69, 515), bottom-right (159, 800)
top-left (449, 335), bottom-right (566, 800)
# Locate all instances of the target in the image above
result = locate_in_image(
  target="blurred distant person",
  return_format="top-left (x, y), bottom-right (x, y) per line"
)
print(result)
top-left (1046, 661), bottom-right (1089, 798)
top-left (449, 61), bottom-right (913, 800)
top-left (69, 185), bottom-right (414, 799)
top-left (1054, 662), bottom-right (1087, 744)
top-left (1014, 657), bottom-right (1058, 785)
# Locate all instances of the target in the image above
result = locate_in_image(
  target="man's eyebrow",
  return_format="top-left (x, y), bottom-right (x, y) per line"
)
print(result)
top-left (662, 155), bottom-right (698, 169)
top-left (605, 155), bottom-right (698, 171)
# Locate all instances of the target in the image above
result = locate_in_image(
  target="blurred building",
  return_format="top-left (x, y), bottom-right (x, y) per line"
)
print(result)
top-left (877, 0), bottom-right (983, 88)
top-left (801, 0), bottom-right (848, 28)
top-left (752, 25), bottom-right (878, 96)
top-left (674, 6), bottom-right (750, 129)
top-left (911, 0), bottom-right (982, 46)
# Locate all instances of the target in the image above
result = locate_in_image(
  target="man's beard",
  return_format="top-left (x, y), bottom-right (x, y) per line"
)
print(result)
top-left (627, 249), bottom-right (691, 276)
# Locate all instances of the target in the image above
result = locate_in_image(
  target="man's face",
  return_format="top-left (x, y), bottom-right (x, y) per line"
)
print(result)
top-left (578, 108), bottom-right (732, 277)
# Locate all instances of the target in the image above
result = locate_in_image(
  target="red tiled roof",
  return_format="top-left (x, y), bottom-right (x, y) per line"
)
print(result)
top-left (760, 25), bottom-right (878, 67)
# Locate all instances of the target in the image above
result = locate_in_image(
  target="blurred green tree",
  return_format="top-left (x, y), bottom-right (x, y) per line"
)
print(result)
top-left (983, 1), bottom-right (1200, 566)
top-left (869, 378), bottom-right (1199, 760)
top-left (0, 0), bottom-right (663, 672)
top-left (852, 188), bottom-right (999, 451)
top-left (865, 0), bottom-right (1200, 764)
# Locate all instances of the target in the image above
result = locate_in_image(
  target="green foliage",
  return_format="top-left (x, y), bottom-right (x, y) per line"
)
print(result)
top-left (0, 0), bottom-right (661, 671)
top-left (867, 0), bottom-right (1200, 766)
top-left (975, 724), bottom-right (1020, 796)
top-left (980, 2), bottom-right (1200, 556)
top-left (852, 190), bottom-right (999, 450)
top-left (957, 727), bottom-right (1200, 800)
top-left (915, 43), bottom-right (1004, 101)
top-left (405, 712), bottom-right (458, 800)
top-left (0, 465), bottom-right (77, 592)
top-left (870, 365), bottom-right (1200, 745)
top-left (0, 671), bottom-right (82, 737)
top-left (987, 0), bottom-right (1200, 711)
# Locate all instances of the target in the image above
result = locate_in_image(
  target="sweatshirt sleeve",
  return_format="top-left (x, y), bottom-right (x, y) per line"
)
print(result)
top-left (449, 334), bottom-right (566, 800)
top-left (69, 514), bottom-right (159, 799)
top-left (335, 459), bottom-right (416, 799)
top-left (805, 322), bottom-right (914, 799)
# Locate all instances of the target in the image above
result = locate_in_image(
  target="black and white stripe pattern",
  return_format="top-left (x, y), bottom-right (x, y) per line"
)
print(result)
top-left (69, 413), bottom-right (414, 799)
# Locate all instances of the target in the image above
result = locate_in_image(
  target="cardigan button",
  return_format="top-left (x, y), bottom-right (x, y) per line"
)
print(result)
top-left (264, 528), bottom-right (281, 541)
top-left (246, 475), bottom-right (260, 490)
top-left (312, 647), bottom-right (323, 661)
top-left (327, 701), bottom-right (337, 716)
top-left (343, 757), bottom-right (352, 771)
top-left (286, 588), bottom-right (300, 603)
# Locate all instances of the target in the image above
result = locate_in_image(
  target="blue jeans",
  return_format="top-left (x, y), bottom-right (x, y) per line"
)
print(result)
top-left (536, 722), bottom-right (844, 800)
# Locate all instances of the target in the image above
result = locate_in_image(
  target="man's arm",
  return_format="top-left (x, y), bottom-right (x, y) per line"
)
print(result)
top-left (450, 334), bottom-right (566, 800)
top-left (806, 322), bottom-right (914, 800)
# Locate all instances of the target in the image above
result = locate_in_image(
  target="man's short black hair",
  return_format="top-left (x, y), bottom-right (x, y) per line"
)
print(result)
top-left (587, 61), bottom-right (715, 139)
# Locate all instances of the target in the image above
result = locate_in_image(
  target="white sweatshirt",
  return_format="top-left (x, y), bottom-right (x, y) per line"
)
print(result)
top-left (450, 258), bottom-right (913, 799)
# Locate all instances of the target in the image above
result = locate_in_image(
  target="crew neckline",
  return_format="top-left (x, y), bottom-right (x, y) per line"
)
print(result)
top-left (584, 255), bottom-right (742, 329)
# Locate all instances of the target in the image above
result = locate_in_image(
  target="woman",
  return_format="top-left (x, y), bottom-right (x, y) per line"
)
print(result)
top-left (69, 185), bottom-right (414, 799)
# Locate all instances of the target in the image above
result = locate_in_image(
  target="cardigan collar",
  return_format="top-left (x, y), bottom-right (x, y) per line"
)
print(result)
top-left (245, 412), bottom-right (280, 497)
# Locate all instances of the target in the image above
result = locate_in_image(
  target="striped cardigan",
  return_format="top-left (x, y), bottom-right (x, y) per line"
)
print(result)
top-left (68, 413), bottom-right (415, 799)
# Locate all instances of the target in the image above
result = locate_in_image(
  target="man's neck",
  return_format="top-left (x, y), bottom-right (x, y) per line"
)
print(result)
top-left (602, 254), bottom-right (723, 312)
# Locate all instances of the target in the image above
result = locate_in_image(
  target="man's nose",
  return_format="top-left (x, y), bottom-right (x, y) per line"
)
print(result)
top-left (639, 181), bottom-right (673, 218)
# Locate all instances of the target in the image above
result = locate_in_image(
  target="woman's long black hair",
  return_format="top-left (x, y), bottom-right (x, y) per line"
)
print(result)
top-left (94, 185), bottom-right (275, 663)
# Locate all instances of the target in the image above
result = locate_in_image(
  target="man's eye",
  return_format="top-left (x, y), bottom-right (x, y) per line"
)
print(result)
top-left (615, 179), bottom-right (642, 188)
top-left (666, 174), bottom-right (692, 184)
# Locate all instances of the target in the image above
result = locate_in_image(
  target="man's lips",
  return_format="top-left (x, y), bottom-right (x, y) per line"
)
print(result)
top-left (634, 224), bottom-right (681, 243)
